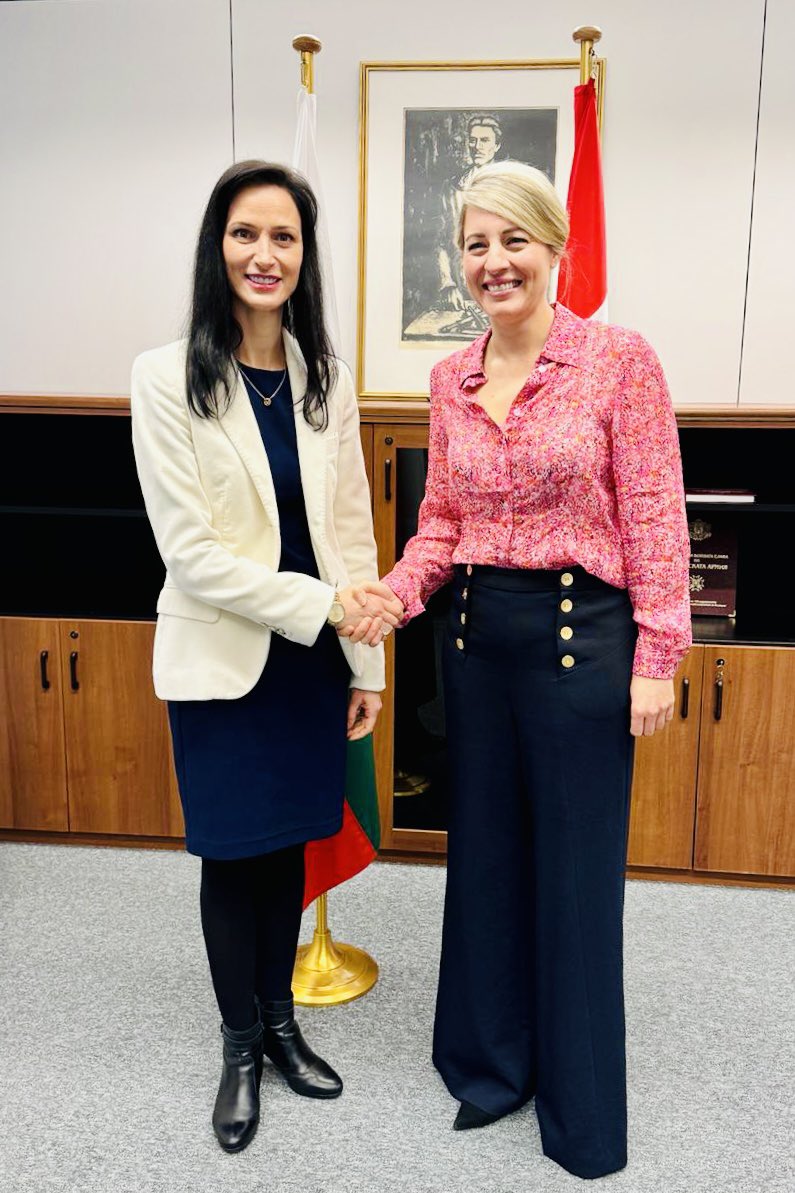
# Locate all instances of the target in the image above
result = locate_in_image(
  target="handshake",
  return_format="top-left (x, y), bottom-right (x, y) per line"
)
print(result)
top-left (333, 581), bottom-right (404, 647)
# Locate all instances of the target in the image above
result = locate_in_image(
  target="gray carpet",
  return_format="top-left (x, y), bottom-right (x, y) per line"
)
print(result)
top-left (0, 842), bottom-right (792, 1192)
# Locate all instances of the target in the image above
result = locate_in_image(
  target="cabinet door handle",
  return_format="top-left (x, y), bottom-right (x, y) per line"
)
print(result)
top-left (713, 677), bottom-right (723, 721)
top-left (384, 457), bottom-right (392, 502)
top-left (40, 650), bottom-right (51, 691)
top-left (680, 676), bottom-right (689, 719)
top-left (69, 650), bottom-right (80, 692)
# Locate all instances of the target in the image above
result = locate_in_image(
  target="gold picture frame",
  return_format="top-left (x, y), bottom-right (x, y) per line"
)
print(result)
top-left (356, 58), bottom-right (605, 401)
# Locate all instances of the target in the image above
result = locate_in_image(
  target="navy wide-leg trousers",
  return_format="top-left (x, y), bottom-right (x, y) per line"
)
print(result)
top-left (433, 565), bottom-right (637, 1180)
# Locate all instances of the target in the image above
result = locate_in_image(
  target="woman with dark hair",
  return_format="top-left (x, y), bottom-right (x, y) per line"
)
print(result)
top-left (131, 161), bottom-right (399, 1153)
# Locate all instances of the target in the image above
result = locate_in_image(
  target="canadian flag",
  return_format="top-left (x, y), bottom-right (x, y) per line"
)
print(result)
top-left (557, 78), bottom-right (607, 321)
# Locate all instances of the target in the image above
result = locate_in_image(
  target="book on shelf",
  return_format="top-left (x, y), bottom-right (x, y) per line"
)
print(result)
top-left (685, 488), bottom-right (755, 504)
top-left (688, 516), bottom-right (738, 618)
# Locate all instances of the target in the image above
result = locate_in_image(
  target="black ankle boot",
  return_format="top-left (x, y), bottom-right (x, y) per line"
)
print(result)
top-left (258, 997), bottom-right (343, 1099)
top-left (212, 1021), bottom-right (263, 1153)
top-left (453, 1100), bottom-right (502, 1131)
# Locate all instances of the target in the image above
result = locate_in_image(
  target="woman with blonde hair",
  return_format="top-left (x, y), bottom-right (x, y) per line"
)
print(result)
top-left (369, 160), bottom-right (691, 1178)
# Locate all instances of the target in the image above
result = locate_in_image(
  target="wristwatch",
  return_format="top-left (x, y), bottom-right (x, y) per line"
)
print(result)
top-left (326, 590), bottom-right (345, 627)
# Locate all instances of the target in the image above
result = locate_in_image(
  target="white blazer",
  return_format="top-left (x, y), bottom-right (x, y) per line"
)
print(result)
top-left (130, 331), bottom-right (385, 701)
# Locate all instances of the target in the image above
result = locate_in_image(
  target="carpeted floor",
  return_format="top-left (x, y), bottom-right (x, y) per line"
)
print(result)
top-left (0, 843), bottom-right (792, 1192)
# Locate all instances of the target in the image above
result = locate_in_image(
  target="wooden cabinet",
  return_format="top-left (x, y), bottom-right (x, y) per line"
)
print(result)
top-left (0, 618), bottom-right (69, 831)
top-left (695, 646), bottom-right (795, 876)
top-left (627, 648), bottom-right (704, 870)
top-left (362, 411), bottom-right (795, 884)
top-left (628, 643), bottom-right (795, 878)
top-left (359, 424), bottom-right (374, 503)
top-left (61, 620), bottom-right (183, 837)
top-left (372, 425), bottom-right (448, 856)
top-left (0, 616), bottom-right (183, 839)
top-left (0, 403), bottom-right (183, 844)
top-left (1, 401), bottom-right (793, 882)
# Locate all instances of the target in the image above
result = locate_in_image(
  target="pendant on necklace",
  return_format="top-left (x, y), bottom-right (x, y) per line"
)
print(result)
top-left (237, 362), bottom-right (286, 407)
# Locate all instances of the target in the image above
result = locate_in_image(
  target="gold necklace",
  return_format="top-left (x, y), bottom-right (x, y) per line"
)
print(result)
top-left (237, 362), bottom-right (287, 407)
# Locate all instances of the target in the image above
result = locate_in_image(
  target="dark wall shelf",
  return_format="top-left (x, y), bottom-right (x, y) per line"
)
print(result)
top-left (1, 410), bottom-right (794, 641)
top-left (679, 426), bottom-right (795, 648)
top-left (679, 427), bottom-right (795, 505)
top-left (692, 618), bottom-right (795, 648)
top-left (0, 412), bottom-right (146, 508)
top-left (1, 412), bottom-right (163, 619)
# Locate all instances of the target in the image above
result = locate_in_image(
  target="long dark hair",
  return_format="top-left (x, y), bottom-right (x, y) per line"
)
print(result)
top-left (185, 160), bottom-right (336, 426)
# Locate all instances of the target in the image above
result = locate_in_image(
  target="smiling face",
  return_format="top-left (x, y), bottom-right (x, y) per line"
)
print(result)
top-left (222, 184), bottom-right (303, 321)
top-left (461, 205), bottom-right (557, 325)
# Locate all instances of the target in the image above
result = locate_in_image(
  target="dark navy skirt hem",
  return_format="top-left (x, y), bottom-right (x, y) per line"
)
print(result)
top-left (185, 809), bottom-right (344, 861)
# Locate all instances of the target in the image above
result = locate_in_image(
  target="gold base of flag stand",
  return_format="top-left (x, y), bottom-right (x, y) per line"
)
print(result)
top-left (292, 892), bottom-right (379, 1006)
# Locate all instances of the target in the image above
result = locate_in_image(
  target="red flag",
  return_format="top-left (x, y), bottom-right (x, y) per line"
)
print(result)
top-left (557, 78), bottom-right (607, 320)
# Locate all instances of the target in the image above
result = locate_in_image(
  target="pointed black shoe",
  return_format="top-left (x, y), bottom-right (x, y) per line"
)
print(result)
top-left (453, 1100), bottom-right (502, 1131)
top-left (258, 997), bottom-right (343, 1099)
top-left (212, 1021), bottom-right (263, 1153)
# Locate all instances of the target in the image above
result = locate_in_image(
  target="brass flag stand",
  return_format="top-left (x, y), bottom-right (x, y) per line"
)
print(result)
top-left (289, 33), bottom-right (379, 1007)
top-left (293, 890), bottom-right (379, 1006)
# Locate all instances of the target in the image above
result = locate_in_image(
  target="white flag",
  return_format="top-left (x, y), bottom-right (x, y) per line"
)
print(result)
top-left (292, 87), bottom-right (340, 352)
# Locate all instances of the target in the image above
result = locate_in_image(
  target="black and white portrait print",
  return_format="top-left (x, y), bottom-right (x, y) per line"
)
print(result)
top-left (401, 107), bottom-right (558, 342)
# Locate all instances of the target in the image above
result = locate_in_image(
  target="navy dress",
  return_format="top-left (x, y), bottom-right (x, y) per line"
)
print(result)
top-left (167, 368), bottom-right (351, 860)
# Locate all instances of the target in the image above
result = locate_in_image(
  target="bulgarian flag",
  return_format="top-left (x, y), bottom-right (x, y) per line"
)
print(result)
top-left (292, 82), bottom-right (341, 351)
top-left (293, 81), bottom-right (380, 907)
top-left (557, 78), bottom-right (607, 321)
top-left (303, 736), bottom-right (381, 908)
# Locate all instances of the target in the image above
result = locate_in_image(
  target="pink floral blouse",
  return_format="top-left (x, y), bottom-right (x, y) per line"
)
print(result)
top-left (384, 303), bottom-right (692, 679)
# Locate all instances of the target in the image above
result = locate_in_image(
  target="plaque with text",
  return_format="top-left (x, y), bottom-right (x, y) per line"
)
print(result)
top-left (688, 517), bottom-right (737, 617)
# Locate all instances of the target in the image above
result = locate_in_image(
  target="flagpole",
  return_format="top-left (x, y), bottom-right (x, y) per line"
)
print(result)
top-left (290, 34), bottom-right (341, 349)
top-left (572, 25), bottom-right (605, 133)
top-left (292, 34), bottom-right (321, 93)
top-left (561, 25), bottom-right (608, 322)
top-left (290, 33), bottom-right (378, 1007)
top-left (572, 24), bottom-right (601, 84)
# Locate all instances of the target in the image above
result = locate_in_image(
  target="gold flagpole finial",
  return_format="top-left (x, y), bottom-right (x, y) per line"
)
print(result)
top-left (292, 34), bottom-right (322, 94)
top-left (572, 25), bottom-right (602, 85)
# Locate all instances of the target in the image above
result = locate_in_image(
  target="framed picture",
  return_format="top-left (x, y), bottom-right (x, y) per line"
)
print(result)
top-left (356, 58), bottom-right (605, 399)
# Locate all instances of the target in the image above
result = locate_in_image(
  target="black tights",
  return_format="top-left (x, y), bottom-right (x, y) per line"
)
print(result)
top-left (199, 844), bottom-right (305, 1031)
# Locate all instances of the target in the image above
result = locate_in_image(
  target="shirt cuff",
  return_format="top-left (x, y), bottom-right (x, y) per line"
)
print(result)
top-left (632, 634), bottom-right (690, 680)
top-left (381, 571), bottom-right (424, 625)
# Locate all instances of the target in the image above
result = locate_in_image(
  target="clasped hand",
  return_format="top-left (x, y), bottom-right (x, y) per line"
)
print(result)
top-left (335, 582), bottom-right (404, 647)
